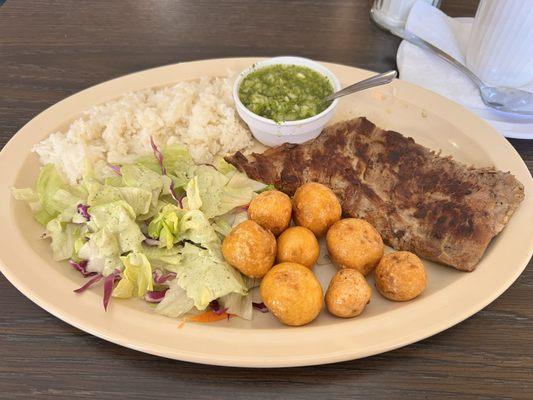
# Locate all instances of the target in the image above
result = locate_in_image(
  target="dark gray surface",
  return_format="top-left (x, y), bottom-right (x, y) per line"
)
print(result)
top-left (1, 1), bottom-right (532, 399)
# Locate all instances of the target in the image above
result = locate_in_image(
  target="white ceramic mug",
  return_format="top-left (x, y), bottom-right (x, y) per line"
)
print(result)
top-left (466, 0), bottom-right (533, 88)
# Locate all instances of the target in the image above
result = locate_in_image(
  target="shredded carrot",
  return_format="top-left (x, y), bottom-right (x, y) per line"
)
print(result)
top-left (178, 310), bottom-right (233, 327)
top-left (188, 310), bottom-right (232, 322)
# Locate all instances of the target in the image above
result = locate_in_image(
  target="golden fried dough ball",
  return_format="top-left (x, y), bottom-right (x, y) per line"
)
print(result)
top-left (325, 269), bottom-right (371, 318)
top-left (375, 251), bottom-right (427, 301)
top-left (292, 182), bottom-right (342, 236)
top-left (260, 262), bottom-right (323, 326)
top-left (326, 218), bottom-right (384, 275)
top-left (276, 226), bottom-right (319, 268)
top-left (222, 220), bottom-right (276, 278)
top-left (248, 190), bottom-right (292, 236)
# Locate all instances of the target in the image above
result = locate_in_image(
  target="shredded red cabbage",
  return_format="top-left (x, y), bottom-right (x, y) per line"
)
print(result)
top-left (150, 136), bottom-right (166, 175)
top-left (169, 180), bottom-right (184, 208)
top-left (73, 273), bottom-right (103, 293)
top-left (153, 270), bottom-right (177, 284)
top-left (253, 302), bottom-right (269, 313)
top-left (144, 289), bottom-right (168, 303)
top-left (73, 269), bottom-right (120, 311)
top-left (150, 137), bottom-right (183, 208)
top-left (233, 204), bottom-right (250, 214)
top-left (209, 300), bottom-right (228, 315)
top-left (143, 237), bottom-right (160, 246)
top-left (103, 273), bottom-right (116, 310)
top-left (108, 163), bottom-right (122, 175)
top-left (69, 260), bottom-right (96, 277)
top-left (76, 204), bottom-right (91, 221)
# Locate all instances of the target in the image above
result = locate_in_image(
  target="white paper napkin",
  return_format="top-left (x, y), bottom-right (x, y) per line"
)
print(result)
top-left (396, 0), bottom-right (533, 138)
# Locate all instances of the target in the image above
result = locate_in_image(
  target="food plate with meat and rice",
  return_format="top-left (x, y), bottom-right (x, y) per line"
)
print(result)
top-left (0, 58), bottom-right (531, 367)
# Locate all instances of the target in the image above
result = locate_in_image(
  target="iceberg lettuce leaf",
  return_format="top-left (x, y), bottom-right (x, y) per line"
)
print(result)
top-left (155, 280), bottom-right (194, 318)
top-left (174, 242), bottom-right (246, 310)
top-left (13, 164), bottom-right (89, 226)
top-left (187, 165), bottom-right (228, 218)
top-left (87, 182), bottom-right (122, 206)
top-left (117, 187), bottom-right (152, 216)
top-left (184, 166), bottom-right (263, 219)
top-left (162, 144), bottom-right (195, 177)
top-left (112, 278), bottom-right (135, 299)
top-left (121, 164), bottom-right (166, 220)
top-left (141, 244), bottom-right (182, 269)
top-left (50, 188), bottom-right (85, 223)
top-left (11, 187), bottom-right (55, 225)
top-left (77, 228), bottom-right (122, 276)
top-left (113, 252), bottom-right (153, 298)
top-left (46, 218), bottom-right (88, 261)
top-left (36, 164), bottom-right (66, 217)
top-left (215, 158), bottom-right (237, 176)
top-left (225, 171), bottom-right (267, 193)
top-left (103, 175), bottom-right (124, 187)
top-left (88, 200), bottom-right (144, 253)
top-left (88, 182), bottom-right (152, 218)
top-left (179, 210), bottom-right (220, 247)
top-left (137, 144), bottom-right (194, 179)
top-left (184, 176), bottom-right (202, 211)
top-left (219, 291), bottom-right (253, 320)
top-left (147, 204), bottom-right (183, 248)
top-left (121, 165), bottom-right (163, 203)
top-left (212, 210), bottom-right (248, 237)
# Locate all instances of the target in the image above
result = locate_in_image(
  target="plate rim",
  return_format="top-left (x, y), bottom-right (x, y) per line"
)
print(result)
top-left (1, 57), bottom-right (532, 368)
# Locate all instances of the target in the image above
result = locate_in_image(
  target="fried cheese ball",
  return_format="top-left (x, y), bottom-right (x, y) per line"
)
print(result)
top-left (375, 251), bottom-right (427, 301)
top-left (325, 269), bottom-right (371, 318)
top-left (276, 226), bottom-right (319, 268)
top-left (292, 182), bottom-right (342, 236)
top-left (248, 190), bottom-right (292, 236)
top-left (222, 220), bottom-right (276, 278)
top-left (326, 218), bottom-right (384, 275)
top-left (260, 262), bottom-right (323, 326)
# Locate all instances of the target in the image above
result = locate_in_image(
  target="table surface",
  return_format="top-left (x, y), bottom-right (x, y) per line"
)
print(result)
top-left (1, 1), bottom-right (532, 399)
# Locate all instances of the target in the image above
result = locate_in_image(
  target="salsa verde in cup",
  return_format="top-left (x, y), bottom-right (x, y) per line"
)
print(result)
top-left (238, 64), bottom-right (334, 123)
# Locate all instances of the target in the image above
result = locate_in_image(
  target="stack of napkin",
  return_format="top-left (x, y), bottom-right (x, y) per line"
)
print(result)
top-left (396, 1), bottom-right (533, 139)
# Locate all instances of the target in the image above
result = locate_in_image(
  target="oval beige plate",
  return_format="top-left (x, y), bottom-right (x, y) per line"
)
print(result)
top-left (0, 58), bottom-right (532, 368)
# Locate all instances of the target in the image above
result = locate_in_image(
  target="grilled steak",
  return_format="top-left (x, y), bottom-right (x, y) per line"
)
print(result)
top-left (226, 117), bottom-right (524, 271)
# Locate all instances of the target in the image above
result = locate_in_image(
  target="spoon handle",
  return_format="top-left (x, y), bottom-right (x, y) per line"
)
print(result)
top-left (324, 70), bottom-right (397, 102)
top-left (390, 27), bottom-right (485, 89)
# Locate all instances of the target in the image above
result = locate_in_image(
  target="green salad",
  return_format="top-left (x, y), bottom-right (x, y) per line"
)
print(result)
top-left (12, 140), bottom-right (269, 320)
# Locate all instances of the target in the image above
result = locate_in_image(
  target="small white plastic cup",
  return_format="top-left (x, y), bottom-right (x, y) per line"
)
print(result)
top-left (233, 56), bottom-right (341, 147)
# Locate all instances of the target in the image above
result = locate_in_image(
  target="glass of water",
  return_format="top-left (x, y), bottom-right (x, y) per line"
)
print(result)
top-left (370, 0), bottom-right (442, 30)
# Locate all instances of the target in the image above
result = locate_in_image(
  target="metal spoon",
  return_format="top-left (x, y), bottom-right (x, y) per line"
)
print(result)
top-left (391, 27), bottom-right (533, 115)
top-left (324, 70), bottom-right (397, 102)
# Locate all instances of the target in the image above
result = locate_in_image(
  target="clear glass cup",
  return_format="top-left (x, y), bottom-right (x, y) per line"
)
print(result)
top-left (370, 0), bottom-right (442, 29)
top-left (466, 0), bottom-right (533, 88)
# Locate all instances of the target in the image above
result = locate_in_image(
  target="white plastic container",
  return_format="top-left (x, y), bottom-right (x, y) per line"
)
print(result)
top-left (466, 0), bottom-right (533, 88)
top-left (233, 56), bottom-right (341, 147)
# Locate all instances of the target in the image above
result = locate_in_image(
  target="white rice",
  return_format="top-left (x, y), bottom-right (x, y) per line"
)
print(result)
top-left (33, 76), bottom-right (253, 183)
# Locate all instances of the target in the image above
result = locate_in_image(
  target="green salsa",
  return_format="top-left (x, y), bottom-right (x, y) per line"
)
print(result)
top-left (238, 64), bottom-right (334, 122)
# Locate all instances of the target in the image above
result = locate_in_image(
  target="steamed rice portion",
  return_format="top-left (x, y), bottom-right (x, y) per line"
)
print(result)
top-left (33, 77), bottom-right (253, 183)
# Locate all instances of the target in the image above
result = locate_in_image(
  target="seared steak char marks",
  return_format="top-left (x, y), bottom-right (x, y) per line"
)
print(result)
top-left (226, 117), bottom-right (524, 271)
